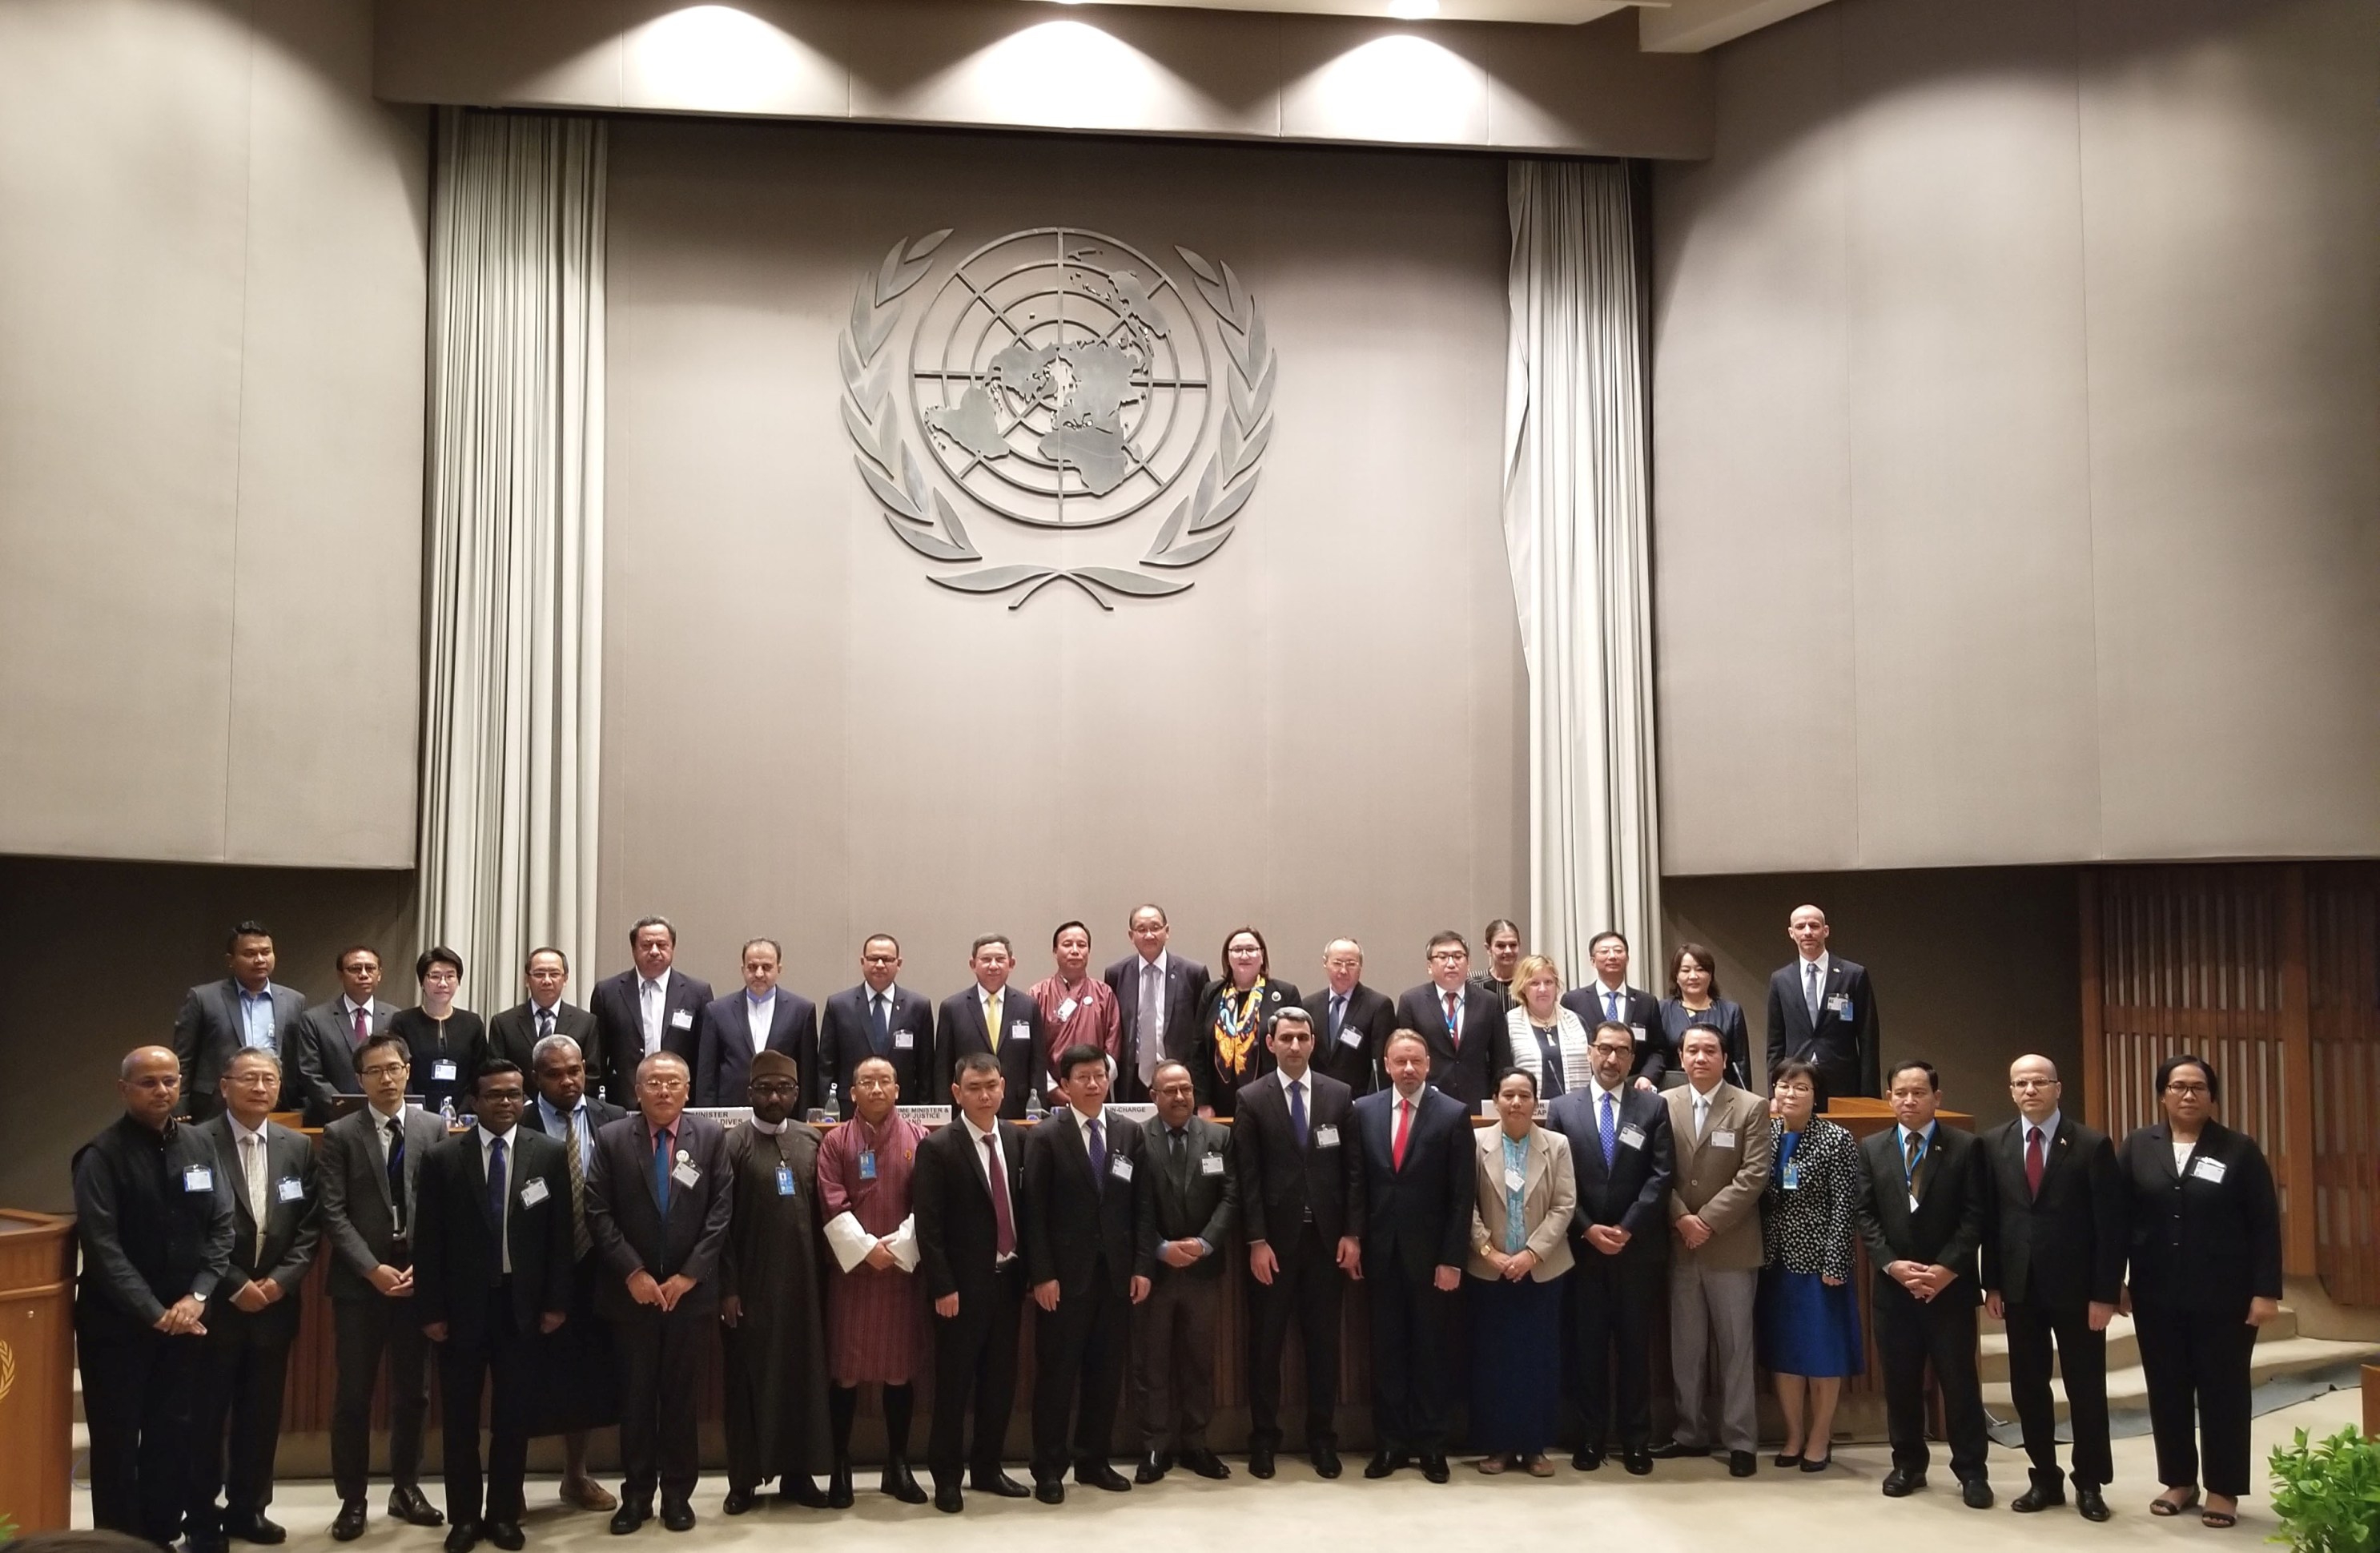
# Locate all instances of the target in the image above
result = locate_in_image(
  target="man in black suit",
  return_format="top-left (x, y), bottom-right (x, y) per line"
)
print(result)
top-left (316, 1035), bottom-right (448, 1540)
top-left (1764, 904), bottom-right (1882, 1104)
top-left (1353, 1030), bottom-right (1472, 1481)
top-left (584, 1051), bottom-right (734, 1533)
top-left (1303, 938), bottom-right (1397, 1096)
top-left (1562, 931), bottom-right (1666, 1085)
top-left (1022, 1043), bottom-right (1153, 1502)
top-left (518, 1033), bottom-right (625, 1515)
top-left (188, 1048), bottom-right (320, 1553)
top-left (288, 946), bottom-right (404, 1125)
top-left (1232, 1006), bottom-right (1365, 1479)
top-left (816, 934), bottom-right (935, 1111)
top-left (934, 935), bottom-right (1043, 1118)
top-left (692, 937), bottom-right (817, 1108)
top-left (1132, 1060), bottom-right (1236, 1484)
top-left (912, 1052), bottom-right (1033, 1514)
top-left (414, 1062), bottom-right (574, 1553)
top-left (1859, 1059), bottom-right (1992, 1508)
top-left (1394, 931), bottom-right (1508, 1112)
top-left (485, 948), bottom-right (598, 1075)
top-left (172, 921), bottom-right (308, 1120)
top-left (1548, 1021), bottom-right (1674, 1474)
top-left (590, 917), bottom-right (715, 1108)
top-left (1983, 1055), bottom-right (2124, 1522)
top-left (1104, 904), bottom-right (1208, 1103)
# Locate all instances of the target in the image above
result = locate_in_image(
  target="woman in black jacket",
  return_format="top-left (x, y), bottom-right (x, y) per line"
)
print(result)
top-left (1188, 927), bottom-right (1298, 1119)
top-left (2117, 1053), bottom-right (2282, 1530)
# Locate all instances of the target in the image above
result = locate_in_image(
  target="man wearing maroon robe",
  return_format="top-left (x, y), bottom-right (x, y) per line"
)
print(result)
top-left (816, 1056), bottom-right (929, 1506)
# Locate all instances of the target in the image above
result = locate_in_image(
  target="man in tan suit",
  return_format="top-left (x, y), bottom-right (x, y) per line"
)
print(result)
top-left (1653, 1024), bottom-right (1773, 1475)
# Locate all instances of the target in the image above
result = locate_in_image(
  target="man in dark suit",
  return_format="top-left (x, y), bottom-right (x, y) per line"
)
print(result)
top-left (1983, 1055), bottom-right (2124, 1522)
top-left (816, 934), bottom-right (935, 1112)
top-left (1104, 904), bottom-right (1208, 1103)
top-left (288, 946), bottom-right (404, 1125)
top-left (693, 937), bottom-right (817, 1108)
top-left (1232, 1006), bottom-right (1365, 1479)
top-left (585, 1050), bottom-right (733, 1532)
top-left (934, 935), bottom-right (1043, 1118)
top-left (1562, 931), bottom-right (1666, 1085)
top-left (1303, 938), bottom-right (1397, 1096)
top-left (517, 1032), bottom-right (625, 1514)
top-left (316, 1034), bottom-right (448, 1540)
top-left (1764, 904), bottom-right (1882, 1104)
top-left (1022, 1043), bottom-right (1153, 1502)
top-left (1395, 931), bottom-right (1508, 1112)
top-left (1548, 1021), bottom-right (1674, 1474)
top-left (1132, 1060), bottom-right (1236, 1483)
top-left (1353, 1030), bottom-right (1472, 1481)
top-left (188, 1048), bottom-right (320, 1553)
top-left (590, 917), bottom-right (715, 1108)
top-left (485, 948), bottom-right (598, 1076)
top-left (414, 1061), bottom-right (574, 1553)
top-left (1859, 1059), bottom-right (1992, 1508)
top-left (912, 1051), bottom-right (1034, 1514)
top-left (172, 921), bottom-right (308, 1120)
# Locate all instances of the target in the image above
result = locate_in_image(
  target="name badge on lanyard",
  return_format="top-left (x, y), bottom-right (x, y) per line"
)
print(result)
top-left (859, 1150), bottom-right (878, 1182)
top-left (776, 1165), bottom-right (797, 1197)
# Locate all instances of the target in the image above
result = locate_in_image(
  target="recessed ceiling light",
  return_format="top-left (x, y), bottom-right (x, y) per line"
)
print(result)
top-left (1387, 0), bottom-right (1440, 17)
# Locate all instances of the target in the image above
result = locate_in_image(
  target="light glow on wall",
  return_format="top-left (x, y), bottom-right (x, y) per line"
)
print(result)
top-left (626, 5), bottom-right (838, 112)
top-left (1291, 32), bottom-right (1480, 143)
top-left (933, 20), bottom-right (1210, 131)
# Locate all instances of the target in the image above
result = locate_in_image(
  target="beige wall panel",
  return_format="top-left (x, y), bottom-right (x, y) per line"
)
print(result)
top-left (373, 0), bottom-right (635, 110)
top-left (1650, 10), bottom-right (1859, 876)
top-left (2077, 0), bottom-right (2380, 859)
top-left (600, 119), bottom-right (1520, 1000)
top-left (221, 0), bottom-right (430, 868)
top-left (1481, 13), bottom-right (1713, 157)
top-left (0, 0), bottom-right (252, 860)
top-left (1839, 0), bottom-right (2101, 866)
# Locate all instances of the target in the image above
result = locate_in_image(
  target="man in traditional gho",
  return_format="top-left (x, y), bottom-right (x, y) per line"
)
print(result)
top-left (816, 1055), bottom-right (931, 1506)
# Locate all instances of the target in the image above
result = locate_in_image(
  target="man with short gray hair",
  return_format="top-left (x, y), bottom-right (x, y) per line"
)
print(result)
top-left (591, 918), bottom-right (714, 1107)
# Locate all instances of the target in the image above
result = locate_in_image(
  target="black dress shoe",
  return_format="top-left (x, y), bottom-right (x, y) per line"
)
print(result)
top-left (1961, 1479), bottom-right (1995, 1511)
top-left (720, 1489), bottom-right (758, 1517)
top-left (484, 1523), bottom-right (525, 1551)
top-left (658, 1499), bottom-right (695, 1534)
top-left (391, 1487), bottom-right (447, 1528)
top-left (1647, 1440), bottom-right (1711, 1459)
top-left (1136, 1453), bottom-right (1169, 1485)
top-left (224, 1516), bottom-right (286, 1545)
top-left (331, 1503), bottom-right (368, 1543)
top-left (1033, 1479), bottom-right (1065, 1505)
top-left (1077, 1462), bottom-right (1132, 1493)
top-left (933, 1485), bottom-right (963, 1515)
top-left (1572, 1446), bottom-right (1606, 1471)
top-left (1365, 1450), bottom-right (1407, 1479)
top-left (971, 1471), bottom-right (1031, 1499)
top-left (608, 1501), bottom-right (649, 1536)
top-left (1248, 1448), bottom-right (1276, 1479)
top-left (1182, 1450), bottom-right (1232, 1480)
top-left (1623, 1450), bottom-right (1654, 1477)
top-left (2012, 1485), bottom-right (2066, 1514)
top-left (444, 1522), bottom-right (480, 1553)
top-left (1312, 1446), bottom-right (1342, 1480)
top-left (778, 1477), bottom-right (827, 1509)
top-left (2076, 1486), bottom-right (2111, 1523)
top-left (1773, 1452), bottom-right (1803, 1471)
top-left (1799, 1454), bottom-right (1832, 1474)
top-left (1421, 1455), bottom-right (1450, 1484)
top-left (1881, 1468), bottom-right (1928, 1498)
top-left (1730, 1451), bottom-right (1757, 1478)
top-left (826, 1461), bottom-right (854, 1510)
top-left (882, 1459), bottom-right (929, 1504)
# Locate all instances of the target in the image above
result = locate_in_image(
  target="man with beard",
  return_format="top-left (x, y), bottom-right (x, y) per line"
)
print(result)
top-left (816, 1056), bottom-right (930, 1506)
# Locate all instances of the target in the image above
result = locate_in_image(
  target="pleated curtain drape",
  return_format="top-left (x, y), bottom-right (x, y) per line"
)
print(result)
top-left (415, 109), bottom-right (608, 1012)
top-left (1500, 159), bottom-right (1662, 982)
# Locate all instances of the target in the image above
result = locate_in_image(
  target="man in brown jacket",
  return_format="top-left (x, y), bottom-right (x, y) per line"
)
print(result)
top-left (1654, 1025), bottom-right (1774, 1475)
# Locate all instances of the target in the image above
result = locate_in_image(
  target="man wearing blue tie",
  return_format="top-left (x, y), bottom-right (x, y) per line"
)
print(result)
top-left (1548, 1023), bottom-right (1674, 1475)
top-left (1559, 933), bottom-right (1665, 1087)
top-left (816, 936), bottom-right (935, 1112)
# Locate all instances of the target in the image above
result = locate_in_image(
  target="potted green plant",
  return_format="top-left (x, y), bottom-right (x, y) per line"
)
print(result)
top-left (2269, 1424), bottom-right (2380, 1553)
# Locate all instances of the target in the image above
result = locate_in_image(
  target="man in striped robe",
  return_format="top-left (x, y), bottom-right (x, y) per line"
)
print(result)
top-left (817, 1056), bottom-right (930, 1505)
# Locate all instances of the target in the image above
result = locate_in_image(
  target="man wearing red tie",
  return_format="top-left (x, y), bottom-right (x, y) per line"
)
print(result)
top-left (1395, 933), bottom-right (1510, 1112)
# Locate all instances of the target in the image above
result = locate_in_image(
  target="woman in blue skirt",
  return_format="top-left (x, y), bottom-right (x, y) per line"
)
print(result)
top-left (1466, 1068), bottom-right (1578, 1475)
top-left (1757, 1057), bottom-right (1863, 1472)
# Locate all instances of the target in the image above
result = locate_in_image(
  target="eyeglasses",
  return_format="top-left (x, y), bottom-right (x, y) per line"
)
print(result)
top-left (750, 1080), bottom-right (799, 1096)
top-left (2009, 1077), bottom-right (2059, 1090)
top-left (641, 1076), bottom-right (689, 1092)
top-left (359, 1062), bottom-right (408, 1080)
top-left (1428, 951), bottom-right (1466, 963)
top-left (2164, 1081), bottom-right (2209, 1096)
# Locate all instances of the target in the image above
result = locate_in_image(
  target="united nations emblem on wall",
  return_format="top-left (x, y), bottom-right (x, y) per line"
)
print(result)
top-left (838, 227), bottom-right (1276, 608)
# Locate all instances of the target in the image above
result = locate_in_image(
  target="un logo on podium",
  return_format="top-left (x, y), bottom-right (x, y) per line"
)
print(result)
top-left (839, 227), bottom-right (1276, 610)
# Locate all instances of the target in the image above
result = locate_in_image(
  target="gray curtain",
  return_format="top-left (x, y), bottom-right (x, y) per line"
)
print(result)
top-left (415, 109), bottom-right (607, 1011)
top-left (1501, 159), bottom-right (1662, 983)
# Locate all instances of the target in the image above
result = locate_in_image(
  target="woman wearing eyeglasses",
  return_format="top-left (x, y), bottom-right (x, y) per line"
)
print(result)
top-left (2117, 1053), bottom-right (2282, 1531)
top-left (1189, 927), bottom-right (1298, 1119)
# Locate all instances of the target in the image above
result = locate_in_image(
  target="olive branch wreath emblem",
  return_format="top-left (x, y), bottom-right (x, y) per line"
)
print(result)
top-left (840, 231), bottom-right (1276, 610)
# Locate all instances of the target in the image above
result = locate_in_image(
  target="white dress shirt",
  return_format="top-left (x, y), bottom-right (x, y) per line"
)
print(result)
top-left (640, 976), bottom-right (665, 1056)
top-left (231, 1115), bottom-right (271, 1260)
top-left (745, 989), bottom-right (776, 1053)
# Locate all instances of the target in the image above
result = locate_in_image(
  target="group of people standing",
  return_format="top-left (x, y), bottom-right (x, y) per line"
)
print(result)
top-left (73, 904), bottom-right (2282, 1553)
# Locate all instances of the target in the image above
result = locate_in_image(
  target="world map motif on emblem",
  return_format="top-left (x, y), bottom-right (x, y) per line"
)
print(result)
top-left (839, 226), bottom-right (1276, 610)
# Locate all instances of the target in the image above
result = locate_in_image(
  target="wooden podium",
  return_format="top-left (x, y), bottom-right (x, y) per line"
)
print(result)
top-left (0, 1209), bottom-right (77, 1535)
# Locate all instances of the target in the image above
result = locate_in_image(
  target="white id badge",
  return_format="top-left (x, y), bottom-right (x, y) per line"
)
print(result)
top-left (1711, 1129), bottom-right (1739, 1149)
top-left (1630, 1024), bottom-right (1646, 1046)
top-left (1338, 1027), bottom-right (1362, 1048)
top-left (431, 1060), bottom-right (459, 1082)
top-left (520, 1177), bottom-right (550, 1207)
top-left (672, 1161), bottom-right (702, 1188)
top-left (1199, 1153), bottom-right (1225, 1177)
top-left (669, 1008), bottom-right (693, 1029)
top-left (183, 1165), bottom-right (215, 1193)
top-left (1059, 998), bottom-right (1079, 1020)
top-left (2190, 1156), bottom-right (2228, 1185)
top-left (1314, 1125), bottom-right (1341, 1149)
top-left (1010, 1020), bottom-right (1032, 1044)
top-left (893, 1029), bottom-right (915, 1051)
top-left (1618, 1125), bottom-right (1646, 1152)
top-left (275, 1177), bottom-right (305, 1203)
top-left (1110, 1155), bottom-right (1134, 1182)
top-left (1504, 1168), bottom-right (1525, 1193)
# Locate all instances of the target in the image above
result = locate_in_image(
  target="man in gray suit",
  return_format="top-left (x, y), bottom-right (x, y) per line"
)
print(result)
top-left (173, 921), bottom-right (308, 1120)
top-left (188, 1048), bottom-right (321, 1552)
top-left (1132, 1060), bottom-right (1236, 1484)
top-left (1651, 1025), bottom-right (1773, 1477)
top-left (289, 946), bottom-right (404, 1125)
top-left (316, 1034), bottom-right (449, 1541)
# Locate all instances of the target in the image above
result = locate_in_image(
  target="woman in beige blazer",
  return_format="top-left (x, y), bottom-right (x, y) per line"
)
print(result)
top-left (1465, 1068), bottom-right (1577, 1475)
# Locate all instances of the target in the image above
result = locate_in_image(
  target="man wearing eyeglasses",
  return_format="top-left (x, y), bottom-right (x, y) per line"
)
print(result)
top-left (1394, 932), bottom-right (1509, 1111)
top-left (816, 935), bottom-right (935, 1112)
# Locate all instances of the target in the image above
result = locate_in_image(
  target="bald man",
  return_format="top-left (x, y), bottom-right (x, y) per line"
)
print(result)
top-left (74, 1048), bottom-right (235, 1544)
top-left (1763, 906), bottom-right (1880, 1104)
